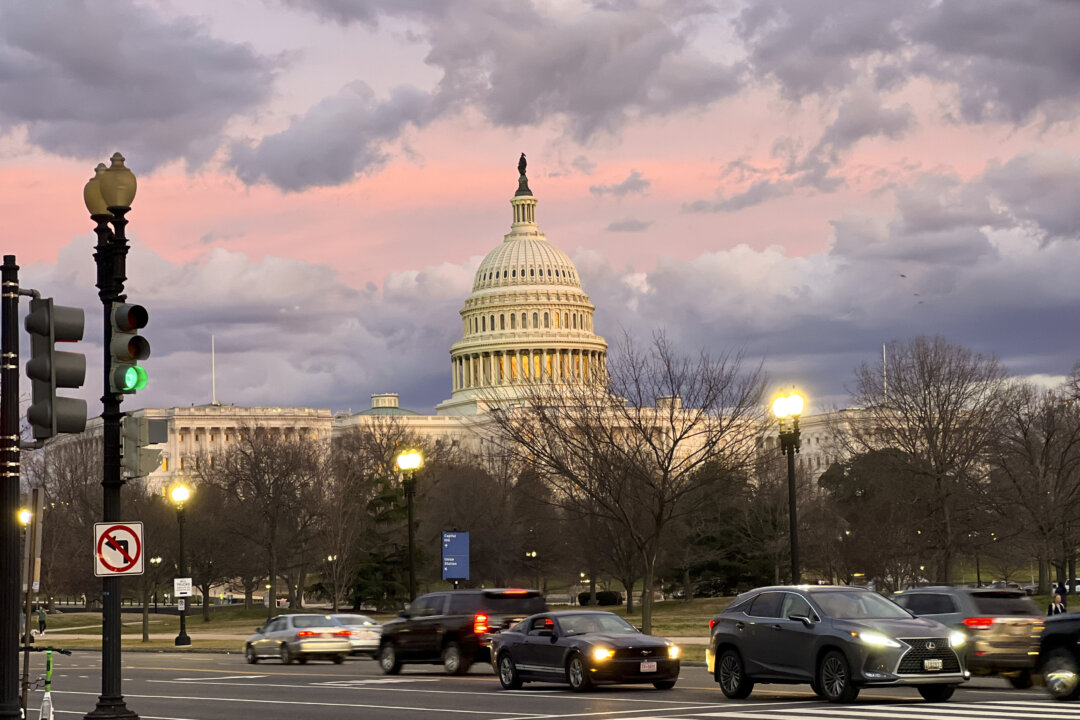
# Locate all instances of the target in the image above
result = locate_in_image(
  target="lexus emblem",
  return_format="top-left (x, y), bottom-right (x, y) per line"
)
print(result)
top-left (641, 650), bottom-right (650, 656)
top-left (925, 641), bottom-right (936, 651)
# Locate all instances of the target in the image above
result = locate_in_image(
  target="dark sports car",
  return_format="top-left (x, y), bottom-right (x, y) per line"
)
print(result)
top-left (489, 610), bottom-right (680, 691)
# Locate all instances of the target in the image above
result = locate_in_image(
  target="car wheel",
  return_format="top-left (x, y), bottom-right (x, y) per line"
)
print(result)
top-left (378, 642), bottom-right (402, 675)
top-left (918, 684), bottom-right (956, 702)
top-left (245, 645), bottom-right (258, 664)
top-left (818, 650), bottom-right (859, 703)
top-left (652, 680), bottom-right (676, 690)
top-left (333, 654), bottom-right (346, 665)
top-left (297, 656), bottom-right (308, 665)
top-left (442, 641), bottom-right (471, 675)
top-left (1044, 648), bottom-right (1080, 701)
top-left (498, 653), bottom-right (523, 690)
top-left (566, 653), bottom-right (594, 692)
top-left (1007, 670), bottom-right (1033, 689)
top-left (716, 649), bottom-right (753, 699)
top-left (280, 644), bottom-right (294, 665)
top-left (809, 677), bottom-right (825, 698)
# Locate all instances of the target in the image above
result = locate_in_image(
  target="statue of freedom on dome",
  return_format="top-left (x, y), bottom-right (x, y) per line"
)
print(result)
top-left (515, 153), bottom-right (532, 196)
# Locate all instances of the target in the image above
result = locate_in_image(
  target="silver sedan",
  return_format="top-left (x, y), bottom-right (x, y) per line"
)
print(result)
top-left (332, 613), bottom-right (382, 657)
top-left (245, 614), bottom-right (351, 664)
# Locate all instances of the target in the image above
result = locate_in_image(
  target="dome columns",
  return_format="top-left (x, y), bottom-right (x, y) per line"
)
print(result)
top-left (450, 348), bottom-right (606, 391)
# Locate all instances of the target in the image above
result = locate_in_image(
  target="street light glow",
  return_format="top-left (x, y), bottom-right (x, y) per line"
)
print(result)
top-left (396, 450), bottom-right (423, 471)
top-left (17, 509), bottom-right (31, 526)
top-left (772, 390), bottom-right (805, 419)
top-left (169, 484), bottom-right (191, 505)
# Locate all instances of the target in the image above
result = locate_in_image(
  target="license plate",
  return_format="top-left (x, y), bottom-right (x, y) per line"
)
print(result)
top-left (640, 661), bottom-right (657, 672)
top-left (924, 659), bottom-right (943, 671)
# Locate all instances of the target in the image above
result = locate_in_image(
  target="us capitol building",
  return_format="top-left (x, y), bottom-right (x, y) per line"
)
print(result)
top-left (126, 156), bottom-right (621, 490)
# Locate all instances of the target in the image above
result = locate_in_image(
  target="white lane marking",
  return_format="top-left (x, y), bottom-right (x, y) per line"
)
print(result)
top-left (858, 701), bottom-right (1080, 717)
top-left (493, 703), bottom-right (766, 720)
top-left (697, 705), bottom-right (1069, 720)
top-left (172, 674), bottom-right (266, 681)
top-left (314, 678), bottom-right (441, 685)
top-left (146, 678), bottom-right (726, 705)
top-left (56, 712), bottom-right (196, 720)
top-left (50, 689), bottom-right (538, 716)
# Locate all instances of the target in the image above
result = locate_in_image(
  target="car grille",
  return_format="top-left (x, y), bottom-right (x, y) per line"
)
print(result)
top-left (897, 638), bottom-right (960, 674)
top-left (613, 646), bottom-right (665, 659)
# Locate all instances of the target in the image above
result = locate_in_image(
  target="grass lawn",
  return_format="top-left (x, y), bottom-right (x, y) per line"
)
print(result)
top-left (608, 597), bottom-right (732, 637)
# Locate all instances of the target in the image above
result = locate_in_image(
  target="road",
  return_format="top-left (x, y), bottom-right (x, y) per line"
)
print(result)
top-left (23, 652), bottom-right (1066, 720)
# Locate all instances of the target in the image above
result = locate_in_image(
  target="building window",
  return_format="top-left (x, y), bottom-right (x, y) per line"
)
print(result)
top-left (530, 268), bottom-right (534, 276)
top-left (510, 314), bottom-right (516, 329)
top-left (554, 312), bottom-right (559, 328)
top-left (573, 314), bottom-right (577, 329)
top-left (544, 312), bottom-right (549, 328)
top-left (179, 457), bottom-right (184, 470)
top-left (162, 457), bottom-right (168, 471)
top-left (500, 314), bottom-right (505, 330)
top-left (564, 312), bottom-right (569, 328)
top-left (490, 315), bottom-right (495, 331)
top-left (482, 316), bottom-right (486, 331)
top-left (533, 312), bottom-right (538, 328)
top-left (511, 269), bottom-right (516, 277)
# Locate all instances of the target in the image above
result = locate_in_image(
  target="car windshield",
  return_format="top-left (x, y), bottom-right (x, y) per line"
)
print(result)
top-left (811, 591), bottom-right (911, 620)
top-left (558, 613), bottom-right (637, 635)
top-left (335, 615), bottom-right (376, 626)
top-left (292, 615), bottom-right (337, 628)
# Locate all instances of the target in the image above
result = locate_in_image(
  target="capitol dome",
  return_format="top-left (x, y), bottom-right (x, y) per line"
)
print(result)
top-left (436, 156), bottom-right (608, 415)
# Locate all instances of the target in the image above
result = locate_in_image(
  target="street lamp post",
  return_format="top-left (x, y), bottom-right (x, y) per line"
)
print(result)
top-left (149, 558), bottom-right (161, 611)
top-left (84, 154), bottom-right (139, 720)
top-left (395, 450), bottom-right (423, 602)
top-left (169, 484), bottom-right (191, 647)
top-left (772, 389), bottom-right (804, 584)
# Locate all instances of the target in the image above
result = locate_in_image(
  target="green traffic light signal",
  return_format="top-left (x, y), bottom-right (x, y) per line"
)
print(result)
top-left (118, 366), bottom-right (148, 392)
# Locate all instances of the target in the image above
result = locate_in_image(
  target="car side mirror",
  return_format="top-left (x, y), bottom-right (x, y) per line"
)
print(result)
top-left (255, 626), bottom-right (264, 633)
top-left (789, 614), bottom-right (814, 627)
top-left (398, 610), bottom-right (411, 619)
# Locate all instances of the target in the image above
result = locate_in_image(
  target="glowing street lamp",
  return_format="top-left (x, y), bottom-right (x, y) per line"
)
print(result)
top-left (396, 450), bottom-right (424, 601)
top-left (169, 483), bottom-right (192, 647)
top-left (772, 389), bottom-right (804, 584)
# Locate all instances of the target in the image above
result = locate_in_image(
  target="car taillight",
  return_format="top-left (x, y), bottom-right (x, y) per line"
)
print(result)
top-left (964, 617), bottom-right (995, 628)
top-left (709, 619), bottom-right (717, 630)
top-left (474, 613), bottom-right (489, 634)
top-left (334, 630), bottom-right (352, 637)
top-left (296, 630), bottom-right (320, 638)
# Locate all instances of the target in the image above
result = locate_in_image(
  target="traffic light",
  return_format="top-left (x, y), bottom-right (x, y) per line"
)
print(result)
top-left (24, 297), bottom-right (87, 439)
top-left (110, 302), bottom-right (150, 394)
top-left (121, 416), bottom-right (168, 476)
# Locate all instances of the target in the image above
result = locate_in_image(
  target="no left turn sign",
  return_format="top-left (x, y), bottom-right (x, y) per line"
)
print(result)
top-left (94, 522), bottom-right (144, 577)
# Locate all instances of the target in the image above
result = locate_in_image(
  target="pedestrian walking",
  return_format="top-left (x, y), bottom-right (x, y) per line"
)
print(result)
top-left (1056, 582), bottom-right (1068, 608)
top-left (1049, 593), bottom-right (1067, 616)
top-left (36, 605), bottom-right (46, 636)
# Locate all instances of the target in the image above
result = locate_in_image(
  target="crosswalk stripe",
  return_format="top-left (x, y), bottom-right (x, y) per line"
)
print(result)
top-left (698, 704), bottom-right (1068, 720)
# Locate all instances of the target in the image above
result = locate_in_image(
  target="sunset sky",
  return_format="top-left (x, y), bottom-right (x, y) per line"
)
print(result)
top-left (3, 0), bottom-right (1080, 414)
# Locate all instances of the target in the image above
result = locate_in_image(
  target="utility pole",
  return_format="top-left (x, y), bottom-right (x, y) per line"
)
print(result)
top-left (1, 255), bottom-right (21, 720)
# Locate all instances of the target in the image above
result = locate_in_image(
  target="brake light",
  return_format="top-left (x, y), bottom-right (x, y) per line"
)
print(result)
top-left (296, 630), bottom-right (320, 638)
top-left (963, 617), bottom-right (995, 628)
top-left (474, 613), bottom-right (489, 634)
top-left (501, 589), bottom-right (528, 595)
top-left (333, 630), bottom-right (352, 637)
top-left (709, 619), bottom-right (717, 630)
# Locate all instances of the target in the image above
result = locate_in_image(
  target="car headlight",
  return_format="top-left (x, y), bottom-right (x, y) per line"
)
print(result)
top-left (668, 645), bottom-right (680, 659)
top-left (592, 647), bottom-right (614, 662)
top-left (949, 630), bottom-right (966, 648)
top-left (856, 631), bottom-right (902, 648)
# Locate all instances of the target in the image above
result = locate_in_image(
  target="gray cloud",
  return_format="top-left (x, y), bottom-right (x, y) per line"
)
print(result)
top-left (229, 82), bottom-right (436, 191)
top-left (683, 179), bottom-right (793, 213)
top-left (0, 0), bottom-right (275, 169)
top-left (605, 218), bottom-right (653, 232)
top-left (571, 155), bottom-right (596, 175)
top-left (590, 170), bottom-right (651, 197)
top-left (983, 151), bottom-right (1080, 244)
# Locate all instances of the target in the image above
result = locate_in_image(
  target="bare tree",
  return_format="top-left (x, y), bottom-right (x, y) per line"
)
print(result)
top-left (988, 382), bottom-right (1080, 593)
top-left (488, 333), bottom-right (765, 632)
top-left (844, 336), bottom-right (1007, 583)
top-left (196, 425), bottom-right (327, 619)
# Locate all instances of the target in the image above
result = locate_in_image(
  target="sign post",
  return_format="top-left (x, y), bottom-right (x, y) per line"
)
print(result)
top-left (441, 532), bottom-right (470, 588)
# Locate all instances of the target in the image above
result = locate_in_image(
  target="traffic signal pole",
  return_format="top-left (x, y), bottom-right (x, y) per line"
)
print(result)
top-left (1, 256), bottom-right (21, 720)
top-left (86, 207), bottom-right (137, 720)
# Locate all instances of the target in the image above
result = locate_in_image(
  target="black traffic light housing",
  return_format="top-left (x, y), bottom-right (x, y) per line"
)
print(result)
top-left (25, 297), bottom-right (87, 439)
top-left (109, 302), bottom-right (150, 394)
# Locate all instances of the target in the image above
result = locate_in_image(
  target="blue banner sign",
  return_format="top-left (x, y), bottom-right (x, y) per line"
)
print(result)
top-left (442, 531), bottom-right (470, 580)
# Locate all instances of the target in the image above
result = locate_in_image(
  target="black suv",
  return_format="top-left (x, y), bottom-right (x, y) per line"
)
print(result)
top-left (378, 589), bottom-right (546, 675)
top-left (1039, 613), bottom-right (1080, 701)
